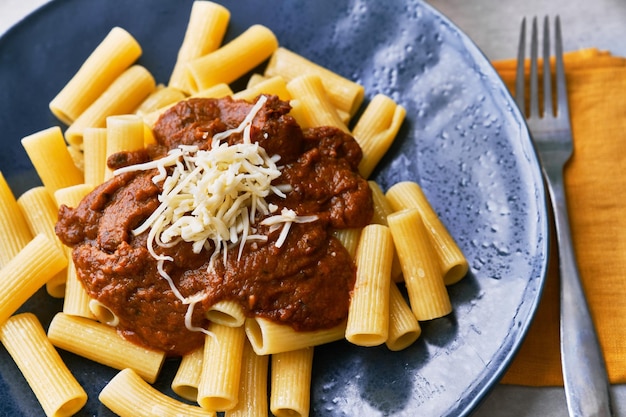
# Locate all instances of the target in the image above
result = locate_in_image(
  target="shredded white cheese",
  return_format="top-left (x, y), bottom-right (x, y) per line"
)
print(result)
top-left (113, 95), bottom-right (318, 336)
top-left (260, 207), bottom-right (319, 248)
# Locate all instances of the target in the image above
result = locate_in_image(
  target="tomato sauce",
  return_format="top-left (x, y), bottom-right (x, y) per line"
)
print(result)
top-left (56, 95), bottom-right (373, 356)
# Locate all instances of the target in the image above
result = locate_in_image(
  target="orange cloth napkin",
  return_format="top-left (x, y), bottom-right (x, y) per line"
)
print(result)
top-left (492, 49), bottom-right (626, 386)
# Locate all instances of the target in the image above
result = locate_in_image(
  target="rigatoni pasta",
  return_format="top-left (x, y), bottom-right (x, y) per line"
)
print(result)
top-left (0, 313), bottom-right (87, 417)
top-left (368, 180), bottom-right (395, 225)
top-left (62, 258), bottom-right (95, 319)
top-left (197, 323), bottom-right (246, 411)
top-left (386, 282), bottom-right (421, 351)
top-left (16, 186), bottom-right (67, 298)
top-left (331, 227), bottom-right (362, 259)
top-left (54, 184), bottom-right (94, 209)
top-left (82, 127), bottom-right (108, 186)
top-left (346, 224), bottom-right (394, 347)
top-left (17, 187), bottom-right (63, 251)
top-left (49, 26), bottom-right (142, 125)
top-left (0, 172), bottom-right (33, 268)
top-left (386, 181), bottom-right (468, 285)
top-left (192, 82), bottom-right (234, 99)
top-left (0, 234), bottom-right (67, 326)
top-left (100, 368), bottom-right (215, 417)
top-left (172, 345), bottom-right (204, 402)
top-left (368, 181), bottom-right (404, 282)
top-left (264, 47), bottom-right (365, 117)
top-left (104, 114), bottom-right (145, 179)
top-left (352, 94), bottom-right (406, 178)
top-left (64, 65), bottom-right (155, 148)
top-left (47, 313), bottom-right (166, 384)
top-left (388, 208), bottom-right (452, 321)
top-left (21, 127), bottom-right (84, 196)
top-left (286, 74), bottom-right (348, 132)
top-left (205, 300), bottom-right (246, 327)
top-left (245, 317), bottom-right (346, 355)
top-left (224, 339), bottom-right (269, 417)
top-left (168, 0), bottom-right (230, 93)
top-left (186, 24), bottom-right (278, 93)
top-left (246, 73), bottom-right (267, 88)
top-left (232, 75), bottom-right (291, 102)
top-left (270, 347), bottom-right (314, 417)
top-left (135, 85), bottom-right (187, 116)
top-left (88, 299), bottom-right (119, 326)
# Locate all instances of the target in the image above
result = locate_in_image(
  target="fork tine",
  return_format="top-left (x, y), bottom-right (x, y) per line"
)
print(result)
top-left (515, 17), bottom-right (526, 113)
top-left (542, 16), bottom-right (553, 117)
top-left (554, 16), bottom-right (570, 121)
top-left (529, 17), bottom-right (539, 118)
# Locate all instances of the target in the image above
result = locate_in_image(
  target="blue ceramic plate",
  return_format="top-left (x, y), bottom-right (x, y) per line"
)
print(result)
top-left (0, 0), bottom-right (549, 415)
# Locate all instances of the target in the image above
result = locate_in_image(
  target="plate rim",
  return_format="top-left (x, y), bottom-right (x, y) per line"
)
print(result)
top-left (0, 0), bottom-right (550, 416)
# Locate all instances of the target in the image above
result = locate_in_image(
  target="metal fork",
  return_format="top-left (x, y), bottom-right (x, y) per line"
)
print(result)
top-left (515, 16), bottom-right (613, 417)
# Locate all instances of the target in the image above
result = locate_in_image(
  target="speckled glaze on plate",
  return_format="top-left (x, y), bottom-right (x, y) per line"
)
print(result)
top-left (0, 0), bottom-right (549, 416)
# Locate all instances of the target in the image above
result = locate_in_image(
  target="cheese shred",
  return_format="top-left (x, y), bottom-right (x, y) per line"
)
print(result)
top-left (113, 95), bottom-right (318, 335)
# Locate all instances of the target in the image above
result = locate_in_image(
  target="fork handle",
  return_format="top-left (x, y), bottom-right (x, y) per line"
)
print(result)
top-left (549, 179), bottom-right (613, 417)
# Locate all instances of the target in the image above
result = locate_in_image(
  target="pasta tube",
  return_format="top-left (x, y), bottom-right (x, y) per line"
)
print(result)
top-left (54, 183), bottom-right (94, 209)
top-left (270, 347), bottom-right (314, 417)
top-left (168, 0), bottom-right (230, 93)
top-left (187, 25), bottom-right (278, 93)
top-left (88, 299), bottom-right (118, 326)
top-left (17, 186), bottom-right (67, 298)
top-left (49, 27), bottom-right (142, 125)
top-left (233, 75), bottom-right (291, 102)
top-left (64, 65), bottom-right (155, 148)
top-left (346, 224), bottom-right (394, 346)
top-left (21, 126), bottom-right (84, 196)
top-left (104, 114), bottom-right (145, 179)
top-left (66, 144), bottom-right (84, 172)
top-left (245, 317), bottom-right (346, 355)
top-left (197, 323), bottom-right (246, 411)
top-left (0, 234), bottom-right (67, 326)
top-left (47, 313), bottom-right (166, 384)
top-left (386, 181), bottom-right (468, 285)
top-left (286, 99), bottom-right (307, 129)
top-left (205, 299), bottom-right (246, 327)
top-left (100, 368), bottom-right (215, 417)
top-left (172, 345), bottom-right (204, 402)
top-left (387, 208), bottom-right (452, 320)
top-left (224, 339), bottom-right (269, 417)
top-left (368, 181), bottom-right (394, 225)
top-left (265, 47), bottom-right (365, 117)
top-left (134, 85), bottom-right (186, 116)
top-left (0, 313), bottom-right (87, 417)
top-left (352, 94), bottom-right (406, 178)
top-left (331, 228), bottom-right (362, 259)
top-left (386, 282), bottom-right (421, 351)
top-left (368, 181), bottom-right (403, 281)
top-left (82, 127), bottom-right (108, 186)
top-left (143, 123), bottom-right (156, 147)
top-left (246, 73), bottom-right (267, 88)
top-left (17, 187), bottom-right (63, 250)
top-left (286, 74), bottom-right (348, 132)
top-left (0, 172), bottom-right (33, 268)
top-left (61, 258), bottom-right (95, 319)
top-left (192, 82), bottom-right (234, 99)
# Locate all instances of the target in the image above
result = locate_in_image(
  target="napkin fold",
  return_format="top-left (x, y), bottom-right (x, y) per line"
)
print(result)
top-left (492, 49), bottom-right (626, 386)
